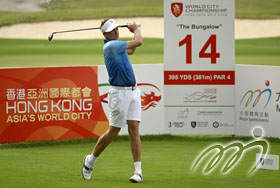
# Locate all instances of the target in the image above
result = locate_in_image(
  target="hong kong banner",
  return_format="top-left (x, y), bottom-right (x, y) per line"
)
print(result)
top-left (0, 66), bottom-right (109, 143)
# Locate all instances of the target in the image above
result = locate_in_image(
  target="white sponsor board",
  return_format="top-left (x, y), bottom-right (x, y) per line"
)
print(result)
top-left (235, 65), bottom-right (280, 138)
top-left (165, 106), bottom-right (234, 135)
top-left (256, 154), bottom-right (279, 171)
top-left (164, 0), bottom-right (235, 134)
top-left (98, 64), bottom-right (164, 135)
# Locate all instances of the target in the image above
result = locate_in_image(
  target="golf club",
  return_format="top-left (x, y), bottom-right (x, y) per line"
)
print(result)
top-left (48, 25), bottom-right (128, 41)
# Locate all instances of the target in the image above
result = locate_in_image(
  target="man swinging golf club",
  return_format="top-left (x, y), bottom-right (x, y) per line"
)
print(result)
top-left (82, 19), bottom-right (143, 183)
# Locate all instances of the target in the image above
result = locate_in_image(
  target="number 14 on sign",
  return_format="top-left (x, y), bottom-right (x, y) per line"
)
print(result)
top-left (179, 34), bottom-right (220, 64)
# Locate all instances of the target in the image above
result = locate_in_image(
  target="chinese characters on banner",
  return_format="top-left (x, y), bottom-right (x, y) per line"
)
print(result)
top-left (164, 0), bottom-right (235, 134)
top-left (6, 87), bottom-right (92, 123)
top-left (0, 66), bottom-right (109, 143)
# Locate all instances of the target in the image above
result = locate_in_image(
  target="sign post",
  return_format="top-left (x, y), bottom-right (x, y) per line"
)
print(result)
top-left (164, 0), bottom-right (235, 134)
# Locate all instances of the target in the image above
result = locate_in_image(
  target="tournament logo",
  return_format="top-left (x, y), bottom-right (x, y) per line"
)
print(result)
top-left (184, 91), bottom-right (216, 101)
top-left (240, 80), bottom-right (271, 108)
top-left (171, 2), bottom-right (183, 17)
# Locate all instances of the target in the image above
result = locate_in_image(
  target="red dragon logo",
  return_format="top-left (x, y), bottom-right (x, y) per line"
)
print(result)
top-left (99, 83), bottom-right (161, 111)
top-left (141, 92), bottom-right (161, 111)
top-left (171, 2), bottom-right (183, 17)
top-left (137, 83), bottom-right (162, 111)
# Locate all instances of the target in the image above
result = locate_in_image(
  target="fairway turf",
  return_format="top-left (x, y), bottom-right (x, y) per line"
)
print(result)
top-left (235, 37), bottom-right (280, 66)
top-left (235, 0), bottom-right (280, 19)
top-left (0, 37), bottom-right (279, 67)
top-left (0, 38), bottom-right (163, 67)
top-left (0, 135), bottom-right (280, 188)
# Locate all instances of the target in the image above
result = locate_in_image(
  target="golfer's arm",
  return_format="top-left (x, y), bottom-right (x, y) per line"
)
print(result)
top-left (126, 47), bottom-right (136, 55)
top-left (126, 30), bottom-right (142, 55)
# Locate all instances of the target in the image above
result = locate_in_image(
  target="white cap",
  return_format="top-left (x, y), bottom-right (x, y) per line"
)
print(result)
top-left (100, 19), bottom-right (119, 33)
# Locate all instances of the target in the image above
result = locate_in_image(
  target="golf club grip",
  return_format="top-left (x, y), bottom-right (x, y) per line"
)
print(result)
top-left (119, 25), bottom-right (128, 28)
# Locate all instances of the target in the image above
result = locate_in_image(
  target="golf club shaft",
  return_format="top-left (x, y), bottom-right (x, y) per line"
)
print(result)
top-left (53, 25), bottom-right (128, 34)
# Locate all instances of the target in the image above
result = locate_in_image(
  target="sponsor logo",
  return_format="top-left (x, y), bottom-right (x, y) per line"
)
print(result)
top-left (240, 80), bottom-right (271, 108)
top-left (191, 121), bottom-right (197, 128)
top-left (212, 121), bottom-right (219, 128)
top-left (177, 108), bottom-right (189, 119)
top-left (191, 121), bottom-right (208, 128)
top-left (171, 2), bottom-right (183, 17)
top-left (98, 83), bottom-right (161, 111)
top-left (168, 122), bottom-right (185, 128)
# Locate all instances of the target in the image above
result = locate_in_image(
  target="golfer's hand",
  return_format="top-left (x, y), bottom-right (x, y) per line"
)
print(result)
top-left (127, 22), bottom-right (138, 33)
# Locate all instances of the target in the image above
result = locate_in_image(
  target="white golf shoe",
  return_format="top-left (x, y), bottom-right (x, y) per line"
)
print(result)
top-left (129, 173), bottom-right (143, 183)
top-left (82, 155), bottom-right (94, 180)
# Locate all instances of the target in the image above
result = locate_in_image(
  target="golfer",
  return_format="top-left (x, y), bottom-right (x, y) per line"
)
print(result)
top-left (82, 19), bottom-right (143, 183)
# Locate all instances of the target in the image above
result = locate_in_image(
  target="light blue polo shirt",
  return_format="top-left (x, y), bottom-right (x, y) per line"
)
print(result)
top-left (103, 40), bottom-right (136, 87)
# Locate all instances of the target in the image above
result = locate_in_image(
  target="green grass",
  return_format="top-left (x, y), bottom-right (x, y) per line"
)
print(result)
top-left (0, 0), bottom-right (280, 27)
top-left (0, 38), bottom-right (163, 67)
top-left (236, 0), bottom-right (280, 19)
top-left (236, 37), bottom-right (280, 66)
top-left (0, 135), bottom-right (280, 188)
top-left (0, 37), bottom-right (279, 68)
